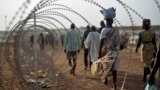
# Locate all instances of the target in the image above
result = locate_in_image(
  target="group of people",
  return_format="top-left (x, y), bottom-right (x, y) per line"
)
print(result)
top-left (30, 33), bottom-right (45, 50)
top-left (64, 7), bottom-right (120, 89)
top-left (30, 32), bottom-right (55, 50)
top-left (63, 7), bottom-right (159, 90)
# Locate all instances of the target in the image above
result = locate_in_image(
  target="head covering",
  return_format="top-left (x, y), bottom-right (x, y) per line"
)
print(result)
top-left (100, 7), bottom-right (116, 19)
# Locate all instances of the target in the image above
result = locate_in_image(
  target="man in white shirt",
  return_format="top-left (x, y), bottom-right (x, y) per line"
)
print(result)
top-left (85, 26), bottom-right (100, 67)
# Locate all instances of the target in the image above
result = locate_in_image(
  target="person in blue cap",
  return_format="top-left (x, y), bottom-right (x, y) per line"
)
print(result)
top-left (99, 7), bottom-right (120, 90)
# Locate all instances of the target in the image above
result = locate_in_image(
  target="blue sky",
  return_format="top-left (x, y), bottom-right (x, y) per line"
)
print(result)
top-left (0, 0), bottom-right (160, 31)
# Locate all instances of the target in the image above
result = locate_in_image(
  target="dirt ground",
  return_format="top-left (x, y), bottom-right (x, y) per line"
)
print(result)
top-left (0, 44), bottom-right (158, 90)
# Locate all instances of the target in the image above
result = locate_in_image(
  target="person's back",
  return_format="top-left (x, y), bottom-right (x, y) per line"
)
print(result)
top-left (140, 30), bottom-right (155, 44)
top-left (85, 26), bottom-right (100, 63)
top-left (65, 29), bottom-right (81, 52)
top-left (82, 25), bottom-right (91, 70)
top-left (88, 31), bottom-right (100, 49)
top-left (64, 23), bottom-right (81, 76)
top-left (99, 7), bottom-right (119, 89)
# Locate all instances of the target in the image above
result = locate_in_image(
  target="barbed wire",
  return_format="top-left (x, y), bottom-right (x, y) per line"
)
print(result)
top-left (27, 21), bottom-right (60, 33)
top-left (35, 9), bottom-right (87, 33)
top-left (37, 3), bottom-right (92, 25)
top-left (27, 19), bottom-right (63, 35)
top-left (116, 0), bottom-right (144, 20)
top-left (4, 0), bottom-right (160, 89)
top-left (20, 25), bottom-right (59, 89)
top-left (154, 0), bottom-right (160, 13)
top-left (32, 15), bottom-right (83, 70)
top-left (115, 1), bottom-right (135, 90)
top-left (39, 12), bottom-right (73, 23)
top-left (7, 0), bottom-right (31, 30)
top-left (35, 16), bottom-right (67, 30)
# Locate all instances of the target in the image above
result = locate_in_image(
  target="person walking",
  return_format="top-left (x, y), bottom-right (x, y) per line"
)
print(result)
top-left (135, 19), bottom-right (157, 82)
top-left (30, 34), bottom-right (34, 47)
top-left (99, 7), bottom-right (120, 90)
top-left (85, 26), bottom-right (100, 66)
top-left (38, 33), bottom-right (45, 50)
top-left (64, 23), bottom-right (81, 76)
top-left (82, 25), bottom-right (91, 70)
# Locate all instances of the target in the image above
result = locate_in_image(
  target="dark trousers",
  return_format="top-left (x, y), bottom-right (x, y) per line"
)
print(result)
top-left (84, 48), bottom-right (92, 68)
top-left (113, 70), bottom-right (117, 89)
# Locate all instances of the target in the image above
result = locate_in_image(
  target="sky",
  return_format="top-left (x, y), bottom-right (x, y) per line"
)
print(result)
top-left (0, 0), bottom-right (160, 31)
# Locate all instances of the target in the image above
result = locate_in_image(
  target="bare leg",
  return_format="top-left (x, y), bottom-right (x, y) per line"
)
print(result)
top-left (71, 59), bottom-right (77, 76)
top-left (68, 59), bottom-right (72, 67)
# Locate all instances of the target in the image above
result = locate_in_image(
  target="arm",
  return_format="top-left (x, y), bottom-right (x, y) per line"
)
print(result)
top-left (98, 28), bottom-right (105, 58)
top-left (152, 33), bottom-right (157, 52)
top-left (135, 33), bottom-right (142, 53)
top-left (98, 38), bottom-right (105, 58)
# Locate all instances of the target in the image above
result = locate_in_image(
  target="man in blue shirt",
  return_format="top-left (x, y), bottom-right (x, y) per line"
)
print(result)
top-left (64, 23), bottom-right (81, 75)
